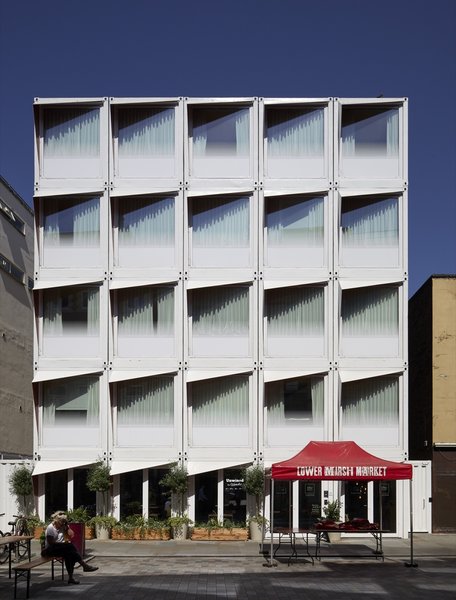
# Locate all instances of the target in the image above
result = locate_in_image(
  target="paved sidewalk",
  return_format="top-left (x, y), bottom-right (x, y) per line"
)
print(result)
top-left (1, 534), bottom-right (455, 599)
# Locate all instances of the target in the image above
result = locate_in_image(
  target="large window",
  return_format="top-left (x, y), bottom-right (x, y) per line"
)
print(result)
top-left (42, 376), bottom-right (99, 446)
top-left (189, 375), bottom-right (250, 446)
top-left (341, 377), bottom-right (399, 446)
top-left (340, 286), bottom-right (399, 357)
top-left (340, 105), bottom-right (400, 179)
top-left (115, 105), bottom-right (176, 178)
top-left (116, 286), bottom-right (175, 357)
top-left (116, 376), bottom-right (174, 447)
top-left (266, 377), bottom-right (324, 446)
top-left (115, 196), bottom-right (175, 267)
top-left (41, 106), bottom-right (101, 179)
top-left (190, 195), bottom-right (250, 267)
top-left (340, 195), bottom-right (399, 266)
top-left (190, 105), bottom-right (251, 177)
top-left (265, 286), bottom-right (325, 356)
top-left (265, 195), bottom-right (325, 267)
top-left (42, 286), bottom-right (100, 357)
top-left (43, 107), bottom-right (100, 158)
top-left (43, 286), bottom-right (99, 335)
top-left (41, 196), bottom-right (100, 266)
top-left (190, 286), bottom-right (250, 356)
top-left (265, 106), bottom-right (325, 178)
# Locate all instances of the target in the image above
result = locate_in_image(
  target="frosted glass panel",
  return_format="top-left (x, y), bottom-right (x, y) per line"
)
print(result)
top-left (341, 377), bottom-right (399, 426)
top-left (191, 196), bottom-right (250, 266)
top-left (340, 196), bottom-right (399, 266)
top-left (117, 196), bottom-right (175, 267)
top-left (266, 195), bottom-right (324, 266)
top-left (267, 107), bottom-right (324, 157)
top-left (117, 376), bottom-right (173, 426)
top-left (44, 108), bottom-right (100, 158)
top-left (341, 107), bottom-right (399, 158)
top-left (118, 107), bottom-right (175, 157)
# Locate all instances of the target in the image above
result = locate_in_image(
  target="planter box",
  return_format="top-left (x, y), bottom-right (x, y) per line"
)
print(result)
top-left (191, 527), bottom-right (248, 541)
top-left (33, 526), bottom-right (45, 540)
top-left (85, 526), bottom-right (95, 540)
top-left (112, 527), bottom-right (171, 540)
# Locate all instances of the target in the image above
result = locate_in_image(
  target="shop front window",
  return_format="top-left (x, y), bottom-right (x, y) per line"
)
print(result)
top-left (298, 481), bottom-right (321, 529)
top-left (224, 469), bottom-right (246, 525)
top-left (195, 472), bottom-right (217, 523)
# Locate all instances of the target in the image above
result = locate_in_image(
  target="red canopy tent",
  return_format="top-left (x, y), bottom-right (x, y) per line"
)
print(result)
top-left (269, 441), bottom-right (416, 566)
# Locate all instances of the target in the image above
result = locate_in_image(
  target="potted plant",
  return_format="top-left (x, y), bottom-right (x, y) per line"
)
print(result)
top-left (86, 461), bottom-right (113, 539)
top-left (322, 500), bottom-right (341, 542)
top-left (88, 515), bottom-right (117, 540)
top-left (67, 506), bottom-right (94, 540)
top-left (242, 465), bottom-right (267, 542)
top-left (191, 518), bottom-right (248, 541)
top-left (159, 463), bottom-right (190, 540)
top-left (9, 465), bottom-right (34, 516)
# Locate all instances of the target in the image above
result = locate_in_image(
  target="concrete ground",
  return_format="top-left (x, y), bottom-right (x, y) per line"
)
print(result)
top-left (1, 533), bottom-right (455, 599)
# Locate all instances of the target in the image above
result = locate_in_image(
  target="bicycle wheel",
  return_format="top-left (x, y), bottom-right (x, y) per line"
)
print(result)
top-left (16, 519), bottom-right (30, 559)
top-left (0, 532), bottom-right (11, 564)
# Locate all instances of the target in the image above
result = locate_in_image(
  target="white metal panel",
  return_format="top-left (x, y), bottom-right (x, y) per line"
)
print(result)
top-left (186, 369), bottom-right (252, 383)
top-left (32, 369), bottom-right (102, 382)
top-left (33, 278), bottom-right (103, 290)
top-left (110, 187), bottom-right (179, 197)
top-left (264, 279), bottom-right (326, 290)
top-left (186, 280), bottom-right (251, 290)
top-left (187, 188), bottom-right (253, 197)
top-left (186, 460), bottom-right (248, 476)
top-left (110, 461), bottom-right (170, 476)
top-left (109, 279), bottom-right (177, 290)
top-left (32, 460), bottom-right (94, 476)
top-left (339, 188), bottom-right (404, 198)
top-left (109, 370), bottom-right (177, 383)
top-left (339, 369), bottom-right (403, 383)
top-left (34, 188), bottom-right (104, 198)
top-left (264, 370), bottom-right (326, 382)
top-left (339, 279), bottom-right (403, 290)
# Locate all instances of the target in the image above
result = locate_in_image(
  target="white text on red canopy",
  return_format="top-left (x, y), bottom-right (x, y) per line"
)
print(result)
top-left (296, 465), bottom-right (387, 477)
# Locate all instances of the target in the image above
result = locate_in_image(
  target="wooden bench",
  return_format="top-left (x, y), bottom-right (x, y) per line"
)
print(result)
top-left (13, 555), bottom-right (64, 599)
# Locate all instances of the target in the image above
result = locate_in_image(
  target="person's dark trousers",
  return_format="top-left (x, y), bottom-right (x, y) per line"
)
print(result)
top-left (42, 543), bottom-right (81, 578)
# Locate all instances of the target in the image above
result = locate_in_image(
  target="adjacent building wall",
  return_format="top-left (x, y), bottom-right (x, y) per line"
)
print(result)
top-left (409, 275), bottom-right (456, 532)
top-left (0, 176), bottom-right (34, 458)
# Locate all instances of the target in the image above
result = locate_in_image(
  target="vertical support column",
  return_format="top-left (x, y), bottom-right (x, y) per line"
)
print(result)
top-left (142, 468), bottom-right (149, 519)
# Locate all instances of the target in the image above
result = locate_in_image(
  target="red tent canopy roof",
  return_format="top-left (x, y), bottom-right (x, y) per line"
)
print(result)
top-left (271, 441), bottom-right (412, 481)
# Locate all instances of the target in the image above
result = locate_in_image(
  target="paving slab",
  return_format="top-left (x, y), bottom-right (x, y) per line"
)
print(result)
top-left (1, 534), bottom-right (455, 599)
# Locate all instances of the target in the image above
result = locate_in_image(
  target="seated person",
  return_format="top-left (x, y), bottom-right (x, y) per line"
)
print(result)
top-left (41, 511), bottom-right (99, 585)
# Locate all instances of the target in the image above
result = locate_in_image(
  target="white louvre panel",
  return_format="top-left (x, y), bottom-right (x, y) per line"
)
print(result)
top-left (186, 461), bottom-right (248, 476)
top-left (339, 369), bottom-right (403, 383)
top-left (110, 461), bottom-right (170, 476)
top-left (32, 460), bottom-right (93, 476)
top-left (33, 278), bottom-right (102, 290)
top-left (109, 370), bottom-right (177, 383)
top-left (109, 279), bottom-right (177, 290)
top-left (186, 370), bottom-right (252, 383)
top-left (339, 279), bottom-right (402, 290)
top-left (264, 370), bottom-right (325, 383)
top-left (33, 369), bottom-right (102, 383)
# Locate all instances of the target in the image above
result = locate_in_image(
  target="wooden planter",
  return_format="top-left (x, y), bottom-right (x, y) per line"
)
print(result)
top-left (112, 527), bottom-right (171, 541)
top-left (191, 527), bottom-right (248, 541)
top-left (85, 526), bottom-right (95, 540)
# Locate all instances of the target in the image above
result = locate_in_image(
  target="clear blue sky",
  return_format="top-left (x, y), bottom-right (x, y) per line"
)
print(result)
top-left (1, 0), bottom-right (455, 296)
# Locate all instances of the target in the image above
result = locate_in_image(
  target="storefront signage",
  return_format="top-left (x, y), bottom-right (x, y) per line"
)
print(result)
top-left (296, 466), bottom-right (387, 478)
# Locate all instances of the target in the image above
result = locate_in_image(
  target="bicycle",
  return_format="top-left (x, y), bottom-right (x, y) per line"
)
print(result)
top-left (0, 514), bottom-right (31, 561)
top-left (0, 513), bottom-right (9, 564)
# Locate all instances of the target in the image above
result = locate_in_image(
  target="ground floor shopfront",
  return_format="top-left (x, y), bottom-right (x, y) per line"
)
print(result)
top-left (35, 466), bottom-right (409, 536)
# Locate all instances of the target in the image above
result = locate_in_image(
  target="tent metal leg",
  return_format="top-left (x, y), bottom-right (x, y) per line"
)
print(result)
top-left (405, 479), bottom-right (418, 567)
